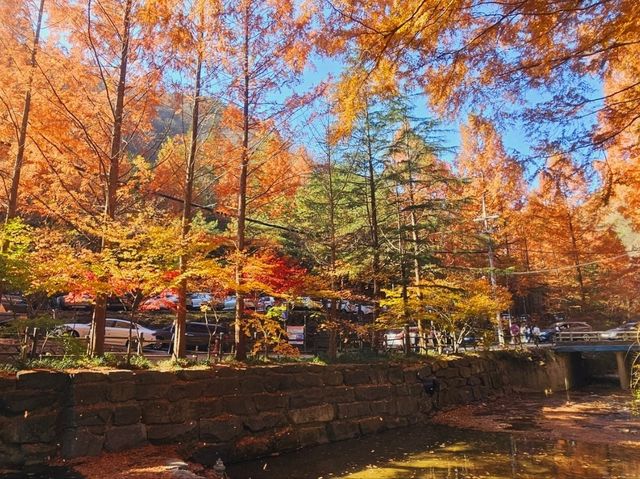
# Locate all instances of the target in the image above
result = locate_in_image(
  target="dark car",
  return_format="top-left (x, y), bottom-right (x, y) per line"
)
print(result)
top-left (1, 294), bottom-right (28, 313)
top-left (155, 321), bottom-right (229, 351)
top-left (539, 321), bottom-right (592, 342)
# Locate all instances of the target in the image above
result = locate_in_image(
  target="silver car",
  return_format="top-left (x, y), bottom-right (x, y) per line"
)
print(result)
top-left (61, 318), bottom-right (158, 347)
top-left (601, 321), bottom-right (638, 340)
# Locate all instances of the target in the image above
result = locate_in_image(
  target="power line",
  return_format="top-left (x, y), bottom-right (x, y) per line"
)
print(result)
top-left (152, 191), bottom-right (305, 234)
top-left (454, 250), bottom-right (637, 276)
top-left (506, 251), bottom-right (636, 276)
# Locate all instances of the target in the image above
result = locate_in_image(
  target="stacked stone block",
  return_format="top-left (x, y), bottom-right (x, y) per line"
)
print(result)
top-left (0, 355), bottom-right (512, 467)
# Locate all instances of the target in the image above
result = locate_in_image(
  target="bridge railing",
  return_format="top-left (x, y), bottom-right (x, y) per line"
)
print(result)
top-left (555, 331), bottom-right (639, 343)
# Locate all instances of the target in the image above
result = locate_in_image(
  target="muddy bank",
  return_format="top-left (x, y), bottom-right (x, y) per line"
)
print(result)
top-left (432, 386), bottom-right (640, 447)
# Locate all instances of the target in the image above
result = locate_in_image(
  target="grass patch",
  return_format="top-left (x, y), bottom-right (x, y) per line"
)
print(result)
top-left (4, 353), bottom-right (152, 372)
top-left (155, 357), bottom-right (212, 370)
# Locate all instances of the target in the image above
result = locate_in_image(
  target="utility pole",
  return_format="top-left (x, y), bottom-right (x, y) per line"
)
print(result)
top-left (475, 192), bottom-right (506, 346)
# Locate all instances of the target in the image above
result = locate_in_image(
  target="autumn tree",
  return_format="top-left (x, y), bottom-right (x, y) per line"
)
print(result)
top-left (381, 276), bottom-right (511, 353)
top-left (215, 0), bottom-right (315, 360)
top-left (143, 0), bottom-right (224, 358)
top-left (523, 154), bottom-right (628, 316)
top-left (454, 115), bottom-right (527, 331)
top-left (0, 0), bottom-right (46, 226)
top-left (0, 220), bottom-right (33, 311)
top-left (21, 0), bottom-right (163, 355)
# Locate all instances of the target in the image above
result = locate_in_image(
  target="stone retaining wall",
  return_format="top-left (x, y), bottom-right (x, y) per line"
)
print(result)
top-left (0, 355), bottom-right (514, 468)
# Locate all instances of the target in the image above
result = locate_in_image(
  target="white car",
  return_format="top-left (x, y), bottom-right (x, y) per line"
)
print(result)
top-left (340, 301), bottom-right (375, 315)
top-left (188, 292), bottom-right (214, 310)
top-left (601, 321), bottom-right (638, 340)
top-left (61, 318), bottom-right (158, 347)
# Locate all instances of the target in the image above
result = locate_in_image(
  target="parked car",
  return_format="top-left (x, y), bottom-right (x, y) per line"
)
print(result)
top-left (155, 321), bottom-right (229, 351)
top-left (256, 296), bottom-right (276, 312)
top-left (187, 292), bottom-right (214, 310)
top-left (0, 293), bottom-right (28, 313)
top-left (539, 321), bottom-right (592, 342)
top-left (601, 321), bottom-right (638, 340)
top-left (222, 295), bottom-right (256, 311)
top-left (340, 301), bottom-right (375, 316)
top-left (60, 318), bottom-right (158, 347)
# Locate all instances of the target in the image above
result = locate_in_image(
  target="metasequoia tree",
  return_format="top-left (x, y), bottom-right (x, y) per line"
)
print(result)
top-left (143, 0), bottom-right (223, 358)
top-left (26, 0), bottom-right (161, 356)
top-left (523, 155), bottom-right (623, 310)
top-left (0, 0), bottom-right (46, 225)
top-left (455, 115), bottom-right (527, 316)
top-left (216, 0), bottom-right (314, 360)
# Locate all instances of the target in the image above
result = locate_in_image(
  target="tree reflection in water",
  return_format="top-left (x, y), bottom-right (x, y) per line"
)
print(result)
top-left (228, 396), bottom-right (640, 479)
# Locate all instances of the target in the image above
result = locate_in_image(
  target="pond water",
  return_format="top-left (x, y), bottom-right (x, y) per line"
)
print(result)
top-left (0, 466), bottom-right (83, 479)
top-left (227, 389), bottom-right (640, 479)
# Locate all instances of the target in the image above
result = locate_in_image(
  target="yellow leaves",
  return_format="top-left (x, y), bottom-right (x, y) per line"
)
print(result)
top-left (330, 69), bottom-right (368, 140)
top-left (245, 307), bottom-right (299, 357)
top-left (380, 276), bottom-right (511, 331)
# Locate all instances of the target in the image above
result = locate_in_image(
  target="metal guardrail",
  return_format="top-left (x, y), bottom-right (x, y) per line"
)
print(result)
top-left (555, 331), bottom-right (639, 342)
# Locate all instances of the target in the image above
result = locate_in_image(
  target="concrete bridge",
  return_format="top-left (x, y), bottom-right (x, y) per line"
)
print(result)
top-left (552, 331), bottom-right (638, 390)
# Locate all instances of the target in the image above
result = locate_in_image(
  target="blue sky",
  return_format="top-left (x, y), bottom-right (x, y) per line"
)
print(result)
top-left (299, 54), bottom-right (532, 164)
top-left (298, 54), bottom-right (603, 178)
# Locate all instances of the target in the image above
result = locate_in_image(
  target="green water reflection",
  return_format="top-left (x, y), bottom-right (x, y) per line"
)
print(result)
top-left (227, 424), bottom-right (640, 479)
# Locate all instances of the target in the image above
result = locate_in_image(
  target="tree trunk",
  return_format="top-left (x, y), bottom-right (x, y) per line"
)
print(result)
top-left (4, 0), bottom-right (46, 225)
top-left (175, 50), bottom-right (203, 360)
top-left (326, 129), bottom-right (339, 361)
top-left (566, 211), bottom-right (586, 303)
top-left (394, 181), bottom-right (410, 355)
top-left (90, 0), bottom-right (132, 357)
top-left (234, 3), bottom-right (251, 360)
top-left (364, 104), bottom-right (380, 351)
top-left (406, 160), bottom-right (429, 353)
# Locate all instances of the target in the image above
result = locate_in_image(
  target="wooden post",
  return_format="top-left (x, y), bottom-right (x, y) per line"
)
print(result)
top-left (29, 327), bottom-right (39, 358)
top-left (403, 324), bottom-right (411, 356)
top-left (21, 327), bottom-right (29, 360)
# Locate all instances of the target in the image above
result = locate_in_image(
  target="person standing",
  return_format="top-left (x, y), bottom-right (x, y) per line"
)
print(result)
top-left (532, 325), bottom-right (541, 346)
top-left (510, 323), bottom-right (520, 345)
